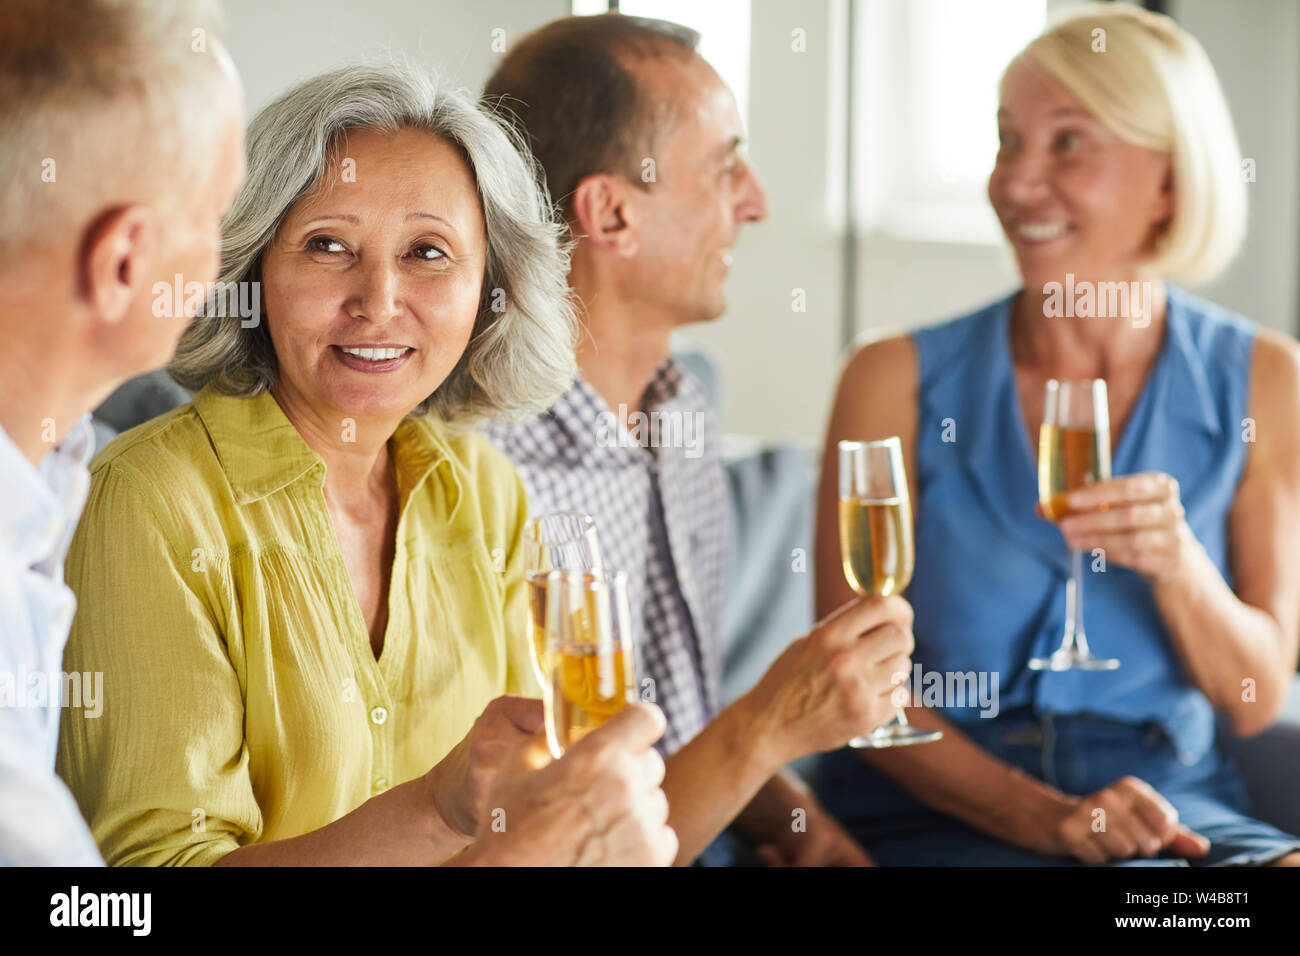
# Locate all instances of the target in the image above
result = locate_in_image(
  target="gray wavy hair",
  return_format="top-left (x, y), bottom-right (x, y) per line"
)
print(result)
top-left (169, 60), bottom-right (577, 425)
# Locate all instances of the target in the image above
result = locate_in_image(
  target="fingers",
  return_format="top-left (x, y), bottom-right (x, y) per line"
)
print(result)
top-left (482, 695), bottom-right (546, 735)
top-left (587, 746), bottom-right (675, 866)
top-left (1169, 825), bottom-right (1211, 858)
top-left (1059, 498), bottom-right (1184, 538)
top-left (1067, 777), bottom-right (1203, 864)
top-left (817, 594), bottom-right (915, 650)
top-left (502, 731), bottom-right (554, 775)
top-left (1067, 472), bottom-right (1179, 511)
top-left (568, 701), bottom-right (666, 758)
top-left (843, 625), bottom-right (914, 681)
top-left (1065, 528), bottom-right (1183, 576)
top-left (1112, 777), bottom-right (1178, 844)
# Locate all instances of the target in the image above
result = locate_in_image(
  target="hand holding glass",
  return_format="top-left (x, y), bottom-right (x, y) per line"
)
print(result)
top-left (837, 438), bottom-right (941, 748)
top-left (1031, 379), bottom-right (1121, 671)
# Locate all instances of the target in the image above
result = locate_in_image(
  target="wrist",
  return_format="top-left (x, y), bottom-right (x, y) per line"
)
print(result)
top-left (1149, 521), bottom-right (1204, 589)
top-left (726, 689), bottom-right (796, 774)
top-left (989, 767), bottom-right (1078, 855)
top-left (421, 765), bottom-right (475, 854)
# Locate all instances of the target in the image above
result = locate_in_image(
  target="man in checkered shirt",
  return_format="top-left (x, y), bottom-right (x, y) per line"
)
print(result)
top-left (487, 363), bottom-right (727, 756)
top-left (483, 13), bottom-right (915, 865)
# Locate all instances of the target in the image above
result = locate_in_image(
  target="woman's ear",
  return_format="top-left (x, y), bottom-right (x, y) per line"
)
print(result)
top-left (1157, 163), bottom-right (1175, 222)
top-left (569, 173), bottom-right (639, 257)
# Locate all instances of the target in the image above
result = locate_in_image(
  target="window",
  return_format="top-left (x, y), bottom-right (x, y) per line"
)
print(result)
top-left (855, 0), bottom-right (1046, 244)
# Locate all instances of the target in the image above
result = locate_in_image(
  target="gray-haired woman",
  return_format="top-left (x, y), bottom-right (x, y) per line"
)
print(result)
top-left (57, 62), bottom-right (675, 867)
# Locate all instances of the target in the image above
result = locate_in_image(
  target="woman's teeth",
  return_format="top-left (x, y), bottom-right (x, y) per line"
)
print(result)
top-left (339, 347), bottom-right (411, 361)
top-left (1017, 221), bottom-right (1069, 241)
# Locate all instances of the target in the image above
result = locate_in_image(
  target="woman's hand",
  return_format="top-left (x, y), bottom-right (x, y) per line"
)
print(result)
top-left (1042, 776), bottom-right (1210, 864)
top-left (1048, 472), bottom-right (1197, 584)
top-left (458, 703), bottom-right (677, 866)
top-left (426, 695), bottom-right (544, 839)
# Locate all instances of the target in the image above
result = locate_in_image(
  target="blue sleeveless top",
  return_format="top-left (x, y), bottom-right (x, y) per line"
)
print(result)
top-left (908, 284), bottom-right (1256, 766)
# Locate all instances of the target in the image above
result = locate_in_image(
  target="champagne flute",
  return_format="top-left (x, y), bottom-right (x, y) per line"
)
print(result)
top-left (523, 512), bottom-right (603, 690)
top-left (543, 569), bottom-right (636, 757)
top-left (838, 438), bottom-right (941, 748)
top-left (1029, 379), bottom-right (1120, 671)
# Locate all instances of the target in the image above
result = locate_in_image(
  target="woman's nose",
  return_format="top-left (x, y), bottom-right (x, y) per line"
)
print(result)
top-left (994, 148), bottom-right (1052, 207)
top-left (349, 260), bottom-right (401, 325)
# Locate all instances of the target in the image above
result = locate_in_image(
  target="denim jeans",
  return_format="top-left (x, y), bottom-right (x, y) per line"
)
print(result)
top-left (812, 708), bottom-right (1299, 866)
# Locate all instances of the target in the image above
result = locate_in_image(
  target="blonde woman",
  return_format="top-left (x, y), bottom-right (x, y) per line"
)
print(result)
top-left (57, 63), bottom-right (676, 867)
top-left (814, 5), bottom-right (1300, 866)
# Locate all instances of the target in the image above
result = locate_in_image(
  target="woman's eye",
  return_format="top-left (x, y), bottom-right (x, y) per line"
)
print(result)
top-left (1055, 132), bottom-right (1082, 151)
top-left (308, 236), bottom-right (346, 254)
top-left (412, 243), bottom-right (446, 261)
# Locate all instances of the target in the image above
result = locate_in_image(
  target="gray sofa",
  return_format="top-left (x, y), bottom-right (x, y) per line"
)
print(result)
top-left (92, 363), bottom-right (1300, 840)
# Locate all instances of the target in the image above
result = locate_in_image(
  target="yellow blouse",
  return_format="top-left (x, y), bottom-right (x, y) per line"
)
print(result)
top-left (56, 386), bottom-right (539, 866)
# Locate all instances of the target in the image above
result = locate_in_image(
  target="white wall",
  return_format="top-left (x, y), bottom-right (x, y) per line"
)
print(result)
top-left (1173, 0), bottom-right (1300, 333)
top-left (216, 0), bottom-right (1300, 446)
top-left (677, 0), bottom-right (848, 445)
top-left (222, 0), bottom-right (568, 110)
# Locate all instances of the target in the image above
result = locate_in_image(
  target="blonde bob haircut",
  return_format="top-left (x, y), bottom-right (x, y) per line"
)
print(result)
top-left (1013, 3), bottom-right (1246, 283)
top-left (169, 61), bottom-right (577, 426)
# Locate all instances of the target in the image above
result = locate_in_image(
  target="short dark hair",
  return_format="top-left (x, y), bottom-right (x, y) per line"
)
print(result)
top-left (483, 13), bottom-right (700, 216)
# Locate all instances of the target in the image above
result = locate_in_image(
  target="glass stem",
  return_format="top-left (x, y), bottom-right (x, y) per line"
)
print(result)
top-left (1064, 547), bottom-right (1090, 657)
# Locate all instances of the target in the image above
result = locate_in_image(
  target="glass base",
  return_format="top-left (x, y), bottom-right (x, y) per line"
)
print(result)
top-left (1028, 650), bottom-right (1121, 671)
top-left (849, 726), bottom-right (943, 749)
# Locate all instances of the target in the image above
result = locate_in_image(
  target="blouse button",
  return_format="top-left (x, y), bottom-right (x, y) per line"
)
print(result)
top-left (373, 777), bottom-right (389, 794)
top-left (370, 705), bottom-right (389, 726)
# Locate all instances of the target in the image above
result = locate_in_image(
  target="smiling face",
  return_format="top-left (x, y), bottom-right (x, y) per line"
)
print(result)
top-left (260, 126), bottom-right (486, 432)
top-left (988, 55), bottom-right (1174, 291)
top-left (623, 54), bottom-right (768, 327)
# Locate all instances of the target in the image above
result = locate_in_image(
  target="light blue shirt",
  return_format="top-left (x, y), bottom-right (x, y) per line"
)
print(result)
top-left (0, 416), bottom-right (103, 865)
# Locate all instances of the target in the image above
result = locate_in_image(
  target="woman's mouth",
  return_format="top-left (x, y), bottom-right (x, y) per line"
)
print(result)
top-left (1014, 220), bottom-right (1073, 243)
top-left (332, 344), bottom-right (414, 373)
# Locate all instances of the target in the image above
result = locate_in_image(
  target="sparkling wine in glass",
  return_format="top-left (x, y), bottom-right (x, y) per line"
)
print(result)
top-left (1029, 379), bottom-right (1120, 671)
top-left (838, 438), bottom-right (941, 748)
top-left (523, 513), bottom-right (603, 690)
top-left (543, 569), bottom-right (636, 757)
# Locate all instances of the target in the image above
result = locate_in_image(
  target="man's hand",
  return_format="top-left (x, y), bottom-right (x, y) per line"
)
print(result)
top-left (755, 807), bottom-right (874, 866)
top-left (742, 595), bottom-right (915, 765)
top-left (1043, 775), bottom-right (1210, 864)
top-left (459, 702), bottom-right (678, 866)
top-left (425, 696), bottom-right (544, 838)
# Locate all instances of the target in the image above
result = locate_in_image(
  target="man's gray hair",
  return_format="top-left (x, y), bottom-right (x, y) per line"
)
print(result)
top-left (0, 0), bottom-right (230, 251)
top-left (169, 61), bottom-right (578, 426)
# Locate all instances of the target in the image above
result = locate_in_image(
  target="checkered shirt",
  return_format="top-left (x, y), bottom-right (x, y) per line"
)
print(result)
top-left (483, 360), bottom-right (728, 755)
